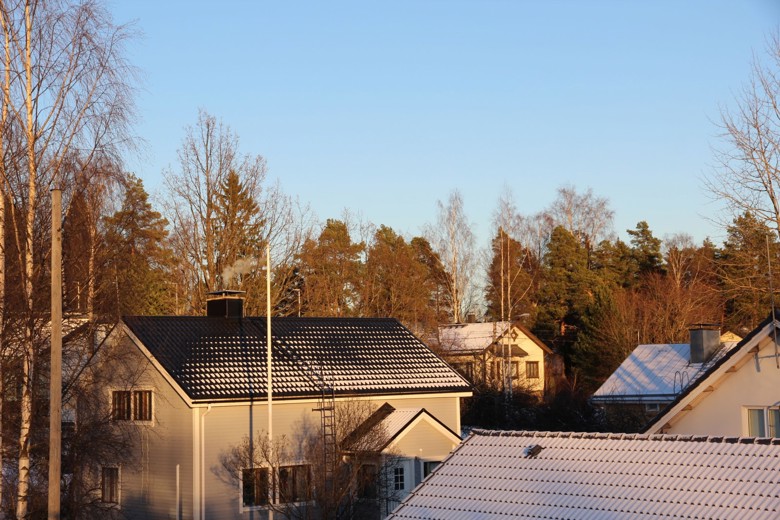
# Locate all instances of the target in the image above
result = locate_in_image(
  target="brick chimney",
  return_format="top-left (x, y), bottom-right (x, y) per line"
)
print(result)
top-left (206, 290), bottom-right (245, 318)
top-left (689, 324), bottom-right (720, 364)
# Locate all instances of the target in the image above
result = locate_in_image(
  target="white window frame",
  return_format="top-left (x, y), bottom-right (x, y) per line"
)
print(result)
top-left (745, 407), bottom-right (780, 437)
top-left (100, 465), bottom-right (121, 506)
top-left (277, 464), bottom-right (312, 505)
top-left (393, 465), bottom-right (405, 491)
top-left (240, 466), bottom-right (271, 511)
top-left (109, 388), bottom-right (154, 424)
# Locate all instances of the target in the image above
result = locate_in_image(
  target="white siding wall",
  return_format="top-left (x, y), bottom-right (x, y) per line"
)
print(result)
top-left (666, 335), bottom-right (780, 437)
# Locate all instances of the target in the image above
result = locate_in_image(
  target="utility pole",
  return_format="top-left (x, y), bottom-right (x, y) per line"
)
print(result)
top-left (266, 245), bottom-right (274, 519)
top-left (48, 188), bottom-right (62, 519)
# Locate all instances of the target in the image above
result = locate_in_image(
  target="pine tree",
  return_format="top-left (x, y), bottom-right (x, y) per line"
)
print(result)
top-left (98, 176), bottom-right (174, 317)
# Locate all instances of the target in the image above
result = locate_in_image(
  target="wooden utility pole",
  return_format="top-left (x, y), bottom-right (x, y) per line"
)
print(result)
top-left (48, 188), bottom-right (62, 519)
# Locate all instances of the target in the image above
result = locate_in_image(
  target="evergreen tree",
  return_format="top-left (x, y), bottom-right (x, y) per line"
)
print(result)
top-left (718, 212), bottom-right (780, 332)
top-left (410, 236), bottom-right (452, 326)
top-left (627, 221), bottom-right (664, 278)
top-left (98, 176), bottom-right (174, 317)
top-left (297, 219), bottom-right (364, 317)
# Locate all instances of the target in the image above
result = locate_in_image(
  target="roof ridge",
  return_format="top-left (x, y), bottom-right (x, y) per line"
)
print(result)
top-left (471, 429), bottom-right (780, 445)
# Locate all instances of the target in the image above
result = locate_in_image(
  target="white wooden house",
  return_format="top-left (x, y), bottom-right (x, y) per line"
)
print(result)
top-left (645, 311), bottom-right (780, 437)
top-left (91, 292), bottom-right (470, 519)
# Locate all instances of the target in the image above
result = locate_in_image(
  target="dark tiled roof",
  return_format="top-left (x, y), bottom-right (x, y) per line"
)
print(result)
top-left (122, 316), bottom-right (470, 402)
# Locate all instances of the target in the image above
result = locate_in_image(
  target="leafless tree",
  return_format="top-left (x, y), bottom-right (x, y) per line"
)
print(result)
top-left (217, 400), bottom-right (402, 520)
top-left (164, 109), bottom-right (313, 315)
top-left (0, 1), bottom-right (137, 515)
top-left (547, 185), bottom-right (614, 256)
top-left (425, 190), bottom-right (478, 323)
top-left (707, 35), bottom-right (780, 239)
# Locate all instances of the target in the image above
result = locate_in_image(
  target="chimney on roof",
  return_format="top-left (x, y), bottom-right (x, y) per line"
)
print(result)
top-left (206, 290), bottom-right (245, 318)
top-left (466, 312), bottom-right (477, 323)
top-left (689, 323), bottom-right (720, 364)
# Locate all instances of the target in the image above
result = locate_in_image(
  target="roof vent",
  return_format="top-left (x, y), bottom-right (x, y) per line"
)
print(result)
top-left (523, 444), bottom-right (543, 458)
top-left (689, 324), bottom-right (720, 364)
top-left (206, 290), bottom-right (245, 318)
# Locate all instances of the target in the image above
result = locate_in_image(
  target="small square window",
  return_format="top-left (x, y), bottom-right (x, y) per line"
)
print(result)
top-left (526, 361), bottom-right (539, 379)
top-left (101, 467), bottom-right (119, 504)
top-left (112, 390), bottom-right (152, 422)
top-left (423, 461), bottom-right (440, 477)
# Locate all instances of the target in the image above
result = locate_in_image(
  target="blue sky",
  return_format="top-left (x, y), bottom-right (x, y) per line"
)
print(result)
top-left (110, 0), bottom-right (780, 249)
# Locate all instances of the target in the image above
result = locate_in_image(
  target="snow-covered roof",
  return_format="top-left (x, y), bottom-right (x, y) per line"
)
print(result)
top-left (342, 403), bottom-right (461, 453)
top-left (122, 316), bottom-right (471, 402)
top-left (387, 429), bottom-right (780, 520)
top-left (592, 340), bottom-right (738, 403)
top-left (437, 322), bottom-right (512, 354)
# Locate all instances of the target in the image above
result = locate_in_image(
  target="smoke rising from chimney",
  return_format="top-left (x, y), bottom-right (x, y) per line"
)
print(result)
top-left (221, 257), bottom-right (258, 287)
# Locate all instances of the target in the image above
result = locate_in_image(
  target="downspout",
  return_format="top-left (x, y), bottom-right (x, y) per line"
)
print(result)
top-left (200, 404), bottom-right (213, 520)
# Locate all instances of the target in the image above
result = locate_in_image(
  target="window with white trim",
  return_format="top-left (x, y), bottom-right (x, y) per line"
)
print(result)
top-left (101, 467), bottom-right (119, 504)
top-left (112, 390), bottom-right (152, 422)
top-left (393, 466), bottom-right (405, 491)
top-left (242, 467), bottom-right (270, 507)
top-left (279, 464), bottom-right (311, 503)
top-left (747, 407), bottom-right (780, 437)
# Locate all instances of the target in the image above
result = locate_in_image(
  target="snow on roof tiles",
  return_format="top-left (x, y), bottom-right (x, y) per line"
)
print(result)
top-left (123, 316), bottom-right (470, 401)
top-left (437, 322), bottom-right (512, 354)
top-left (592, 341), bottom-right (738, 402)
top-left (387, 430), bottom-right (780, 520)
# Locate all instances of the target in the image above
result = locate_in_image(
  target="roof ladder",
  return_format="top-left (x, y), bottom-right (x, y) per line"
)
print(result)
top-left (315, 384), bottom-right (338, 483)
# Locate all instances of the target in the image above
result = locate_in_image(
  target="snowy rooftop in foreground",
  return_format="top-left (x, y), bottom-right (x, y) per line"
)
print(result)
top-left (592, 340), bottom-right (738, 402)
top-left (387, 429), bottom-right (780, 520)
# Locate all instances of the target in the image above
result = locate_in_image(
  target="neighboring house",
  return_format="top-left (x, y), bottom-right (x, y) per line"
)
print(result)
top-left (387, 429), bottom-right (780, 519)
top-left (646, 311), bottom-right (780, 437)
top-left (436, 321), bottom-right (553, 394)
top-left (92, 292), bottom-right (471, 519)
top-left (591, 326), bottom-right (740, 420)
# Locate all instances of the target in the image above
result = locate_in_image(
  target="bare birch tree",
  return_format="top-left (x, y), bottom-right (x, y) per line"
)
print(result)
top-left (426, 190), bottom-right (477, 323)
top-left (0, 0), bottom-right (137, 515)
top-left (708, 35), bottom-right (780, 239)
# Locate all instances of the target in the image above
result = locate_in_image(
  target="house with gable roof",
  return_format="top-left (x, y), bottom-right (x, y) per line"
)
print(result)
top-left (386, 429), bottom-right (780, 519)
top-left (436, 321), bottom-right (553, 394)
top-left (645, 310), bottom-right (780, 437)
top-left (91, 291), bottom-right (470, 519)
top-left (591, 325), bottom-right (741, 420)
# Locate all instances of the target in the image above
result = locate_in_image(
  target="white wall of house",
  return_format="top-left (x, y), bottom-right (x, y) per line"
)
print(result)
top-left (507, 328), bottom-right (547, 393)
top-left (104, 334), bottom-right (196, 520)
top-left (662, 334), bottom-right (780, 437)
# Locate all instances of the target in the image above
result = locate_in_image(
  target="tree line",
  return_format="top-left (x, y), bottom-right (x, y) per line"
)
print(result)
top-left (2, 0), bottom-right (780, 516)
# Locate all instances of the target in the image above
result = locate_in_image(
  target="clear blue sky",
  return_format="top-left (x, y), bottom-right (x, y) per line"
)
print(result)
top-left (110, 0), bottom-right (780, 248)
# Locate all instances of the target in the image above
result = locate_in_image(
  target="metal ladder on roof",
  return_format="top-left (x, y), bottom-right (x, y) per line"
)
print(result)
top-left (272, 338), bottom-right (338, 483)
top-left (314, 383), bottom-right (337, 483)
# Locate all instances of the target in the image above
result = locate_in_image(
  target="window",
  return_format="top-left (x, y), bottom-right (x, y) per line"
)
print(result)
top-left (423, 461), bottom-right (440, 478)
top-left (526, 361), bottom-right (540, 379)
top-left (747, 408), bottom-right (780, 437)
top-left (393, 466), bottom-right (405, 491)
top-left (133, 391), bottom-right (152, 421)
top-left (645, 403), bottom-right (661, 413)
top-left (279, 465), bottom-right (310, 503)
top-left (493, 361), bottom-right (502, 380)
top-left (511, 361), bottom-right (520, 380)
top-left (101, 467), bottom-right (119, 504)
top-left (452, 362), bottom-right (473, 380)
top-left (111, 391), bottom-right (131, 421)
top-left (242, 468), bottom-right (270, 507)
top-left (112, 390), bottom-right (152, 422)
top-left (357, 464), bottom-right (377, 499)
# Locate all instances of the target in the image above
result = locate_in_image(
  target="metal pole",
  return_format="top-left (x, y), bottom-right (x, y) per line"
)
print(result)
top-left (48, 188), bottom-right (62, 519)
top-left (266, 244), bottom-right (274, 518)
